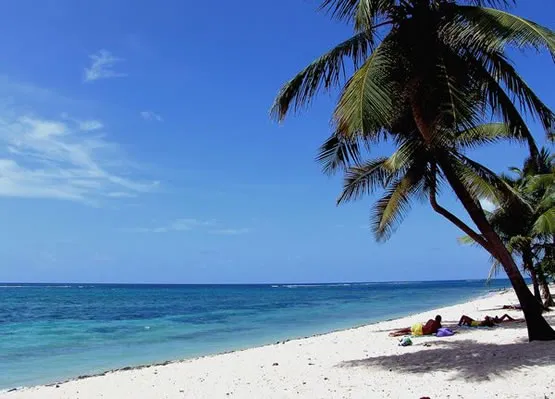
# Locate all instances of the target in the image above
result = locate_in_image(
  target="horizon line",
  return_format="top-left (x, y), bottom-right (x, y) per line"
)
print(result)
top-left (0, 278), bottom-right (513, 286)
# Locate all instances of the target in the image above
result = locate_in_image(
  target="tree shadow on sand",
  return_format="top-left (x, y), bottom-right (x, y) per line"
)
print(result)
top-left (339, 336), bottom-right (555, 382)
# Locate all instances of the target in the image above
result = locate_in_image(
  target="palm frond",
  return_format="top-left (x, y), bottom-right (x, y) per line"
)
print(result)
top-left (435, 52), bottom-right (484, 132)
top-left (316, 134), bottom-right (363, 175)
top-left (474, 51), bottom-right (555, 134)
top-left (533, 208), bottom-right (555, 236)
top-left (372, 165), bottom-right (425, 242)
top-left (455, 122), bottom-right (511, 149)
top-left (464, 0), bottom-right (515, 6)
top-left (507, 235), bottom-right (531, 252)
top-left (487, 258), bottom-right (503, 282)
top-left (337, 157), bottom-right (390, 203)
top-left (384, 135), bottom-right (425, 171)
top-left (462, 51), bottom-right (540, 157)
top-left (333, 34), bottom-right (398, 138)
top-left (458, 234), bottom-right (485, 247)
top-left (445, 6), bottom-right (555, 58)
top-left (526, 172), bottom-right (555, 193)
top-left (450, 154), bottom-right (505, 205)
top-left (271, 31), bottom-right (373, 121)
top-left (319, 0), bottom-right (394, 31)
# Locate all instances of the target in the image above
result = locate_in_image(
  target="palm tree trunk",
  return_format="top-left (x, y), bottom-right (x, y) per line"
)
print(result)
top-left (411, 103), bottom-right (555, 341)
top-left (439, 160), bottom-right (554, 340)
top-left (530, 270), bottom-right (541, 302)
top-left (537, 267), bottom-right (555, 308)
top-left (542, 236), bottom-right (555, 308)
top-left (522, 250), bottom-right (541, 302)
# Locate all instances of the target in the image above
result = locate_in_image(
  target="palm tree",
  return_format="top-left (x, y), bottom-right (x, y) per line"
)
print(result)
top-left (272, 0), bottom-right (555, 340)
top-left (476, 158), bottom-right (555, 307)
top-left (521, 149), bottom-right (555, 307)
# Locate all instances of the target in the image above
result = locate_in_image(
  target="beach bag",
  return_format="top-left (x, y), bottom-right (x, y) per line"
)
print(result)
top-left (398, 336), bottom-right (413, 346)
top-left (436, 328), bottom-right (454, 337)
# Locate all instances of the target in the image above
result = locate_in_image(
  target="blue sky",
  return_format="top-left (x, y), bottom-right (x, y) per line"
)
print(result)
top-left (0, 1), bottom-right (553, 283)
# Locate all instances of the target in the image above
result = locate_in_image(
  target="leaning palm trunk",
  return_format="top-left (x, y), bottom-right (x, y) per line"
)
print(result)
top-left (444, 168), bottom-right (553, 339)
top-left (413, 104), bottom-right (555, 341)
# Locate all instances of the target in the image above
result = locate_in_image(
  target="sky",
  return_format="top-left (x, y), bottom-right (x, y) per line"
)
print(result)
top-left (0, 1), bottom-right (553, 284)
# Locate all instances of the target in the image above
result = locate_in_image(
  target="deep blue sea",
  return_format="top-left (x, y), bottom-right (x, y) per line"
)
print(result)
top-left (0, 280), bottom-right (512, 389)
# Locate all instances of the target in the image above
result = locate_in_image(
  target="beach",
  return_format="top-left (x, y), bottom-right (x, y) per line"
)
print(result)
top-left (3, 286), bottom-right (554, 399)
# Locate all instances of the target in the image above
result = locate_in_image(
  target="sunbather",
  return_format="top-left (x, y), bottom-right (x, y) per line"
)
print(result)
top-left (458, 314), bottom-right (516, 327)
top-left (389, 315), bottom-right (442, 337)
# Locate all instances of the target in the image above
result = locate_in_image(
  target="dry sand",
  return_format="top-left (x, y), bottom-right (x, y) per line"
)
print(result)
top-left (3, 286), bottom-right (555, 399)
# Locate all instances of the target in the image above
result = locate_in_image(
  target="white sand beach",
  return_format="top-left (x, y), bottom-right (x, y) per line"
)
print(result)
top-left (3, 287), bottom-right (554, 399)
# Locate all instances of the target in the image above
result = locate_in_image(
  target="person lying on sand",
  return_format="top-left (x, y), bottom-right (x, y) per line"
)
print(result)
top-left (458, 314), bottom-right (517, 327)
top-left (389, 315), bottom-right (442, 337)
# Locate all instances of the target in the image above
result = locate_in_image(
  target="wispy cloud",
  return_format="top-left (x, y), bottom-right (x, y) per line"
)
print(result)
top-left (125, 219), bottom-right (250, 235)
top-left (210, 228), bottom-right (251, 235)
top-left (79, 120), bottom-right (103, 131)
top-left (140, 111), bottom-right (163, 122)
top-left (124, 218), bottom-right (216, 233)
top-left (84, 50), bottom-right (126, 82)
top-left (0, 115), bottom-right (157, 203)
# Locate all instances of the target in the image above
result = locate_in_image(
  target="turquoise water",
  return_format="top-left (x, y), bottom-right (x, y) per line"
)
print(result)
top-left (0, 280), bottom-right (511, 389)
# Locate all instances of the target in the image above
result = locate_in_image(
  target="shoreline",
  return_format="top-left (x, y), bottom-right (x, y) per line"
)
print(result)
top-left (2, 287), bottom-right (502, 392)
top-left (3, 286), bottom-right (554, 398)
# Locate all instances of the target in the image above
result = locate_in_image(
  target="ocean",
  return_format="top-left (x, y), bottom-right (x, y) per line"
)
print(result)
top-left (0, 280), bottom-right (512, 389)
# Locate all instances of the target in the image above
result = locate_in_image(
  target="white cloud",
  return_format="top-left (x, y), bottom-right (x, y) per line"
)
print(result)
top-left (106, 191), bottom-right (137, 198)
top-left (79, 120), bottom-right (103, 131)
top-left (84, 50), bottom-right (126, 82)
top-left (125, 218), bottom-right (217, 233)
top-left (0, 115), bottom-right (157, 203)
top-left (210, 228), bottom-right (251, 235)
top-left (140, 111), bottom-right (163, 122)
top-left (125, 219), bottom-right (250, 235)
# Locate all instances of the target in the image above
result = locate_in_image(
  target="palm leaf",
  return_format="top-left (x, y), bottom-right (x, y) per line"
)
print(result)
top-left (270, 31), bottom-right (373, 120)
top-left (384, 135), bottom-right (425, 171)
top-left (333, 34), bottom-right (397, 138)
top-left (474, 51), bottom-right (555, 134)
top-left (337, 157), bottom-right (390, 203)
top-left (319, 0), bottom-right (393, 31)
top-left (533, 208), bottom-right (555, 236)
top-left (316, 134), bottom-right (362, 175)
top-left (462, 51), bottom-right (540, 157)
top-left (464, 0), bottom-right (515, 6)
top-left (449, 154), bottom-right (504, 205)
top-left (445, 6), bottom-right (555, 58)
top-left (455, 122), bottom-right (512, 148)
top-left (458, 234), bottom-right (486, 247)
top-left (372, 165), bottom-right (425, 242)
top-left (487, 258), bottom-right (503, 282)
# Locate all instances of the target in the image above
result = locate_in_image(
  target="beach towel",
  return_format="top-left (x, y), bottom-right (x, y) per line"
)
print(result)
top-left (436, 328), bottom-right (454, 337)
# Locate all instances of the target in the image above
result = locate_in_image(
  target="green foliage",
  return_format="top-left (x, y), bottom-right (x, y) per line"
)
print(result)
top-left (272, 0), bottom-right (554, 243)
top-left (464, 149), bottom-right (555, 280)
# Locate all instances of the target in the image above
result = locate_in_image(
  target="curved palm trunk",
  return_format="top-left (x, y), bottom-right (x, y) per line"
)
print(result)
top-left (440, 163), bottom-right (554, 340)
top-left (412, 103), bottom-right (555, 341)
